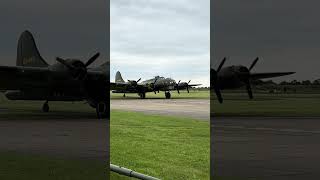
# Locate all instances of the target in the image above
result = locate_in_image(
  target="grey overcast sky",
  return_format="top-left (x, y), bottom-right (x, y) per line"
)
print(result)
top-left (0, 0), bottom-right (108, 67)
top-left (111, 0), bottom-right (210, 86)
top-left (213, 0), bottom-right (320, 82)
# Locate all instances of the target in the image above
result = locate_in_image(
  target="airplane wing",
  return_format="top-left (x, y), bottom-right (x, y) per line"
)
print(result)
top-left (0, 66), bottom-right (109, 91)
top-left (0, 65), bottom-right (50, 90)
top-left (250, 72), bottom-right (295, 80)
top-left (87, 70), bottom-right (108, 81)
top-left (188, 84), bottom-right (202, 87)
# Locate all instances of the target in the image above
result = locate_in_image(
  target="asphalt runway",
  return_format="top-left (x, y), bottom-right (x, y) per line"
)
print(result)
top-left (111, 99), bottom-right (210, 120)
top-left (212, 116), bottom-right (320, 179)
top-left (0, 118), bottom-right (108, 160)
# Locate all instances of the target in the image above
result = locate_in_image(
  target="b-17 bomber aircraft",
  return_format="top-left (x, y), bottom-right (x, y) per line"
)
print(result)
top-left (110, 71), bottom-right (201, 99)
top-left (211, 57), bottom-right (295, 103)
top-left (0, 31), bottom-right (109, 118)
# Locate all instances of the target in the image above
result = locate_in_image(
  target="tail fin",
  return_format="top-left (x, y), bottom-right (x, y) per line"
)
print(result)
top-left (115, 71), bottom-right (125, 83)
top-left (16, 30), bottom-right (48, 67)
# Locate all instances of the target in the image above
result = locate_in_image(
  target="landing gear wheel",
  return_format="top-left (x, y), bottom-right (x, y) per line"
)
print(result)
top-left (42, 101), bottom-right (49, 112)
top-left (165, 92), bottom-right (171, 99)
top-left (139, 93), bottom-right (146, 99)
top-left (123, 94), bottom-right (126, 98)
top-left (96, 102), bottom-right (108, 119)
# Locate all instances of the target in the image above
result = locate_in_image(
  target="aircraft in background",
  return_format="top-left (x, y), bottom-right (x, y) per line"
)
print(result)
top-left (211, 57), bottom-right (295, 103)
top-left (0, 31), bottom-right (109, 118)
top-left (110, 71), bottom-right (201, 99)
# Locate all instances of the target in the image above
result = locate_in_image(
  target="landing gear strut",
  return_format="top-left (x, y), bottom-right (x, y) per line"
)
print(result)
top-left (96, 101), bottom-right (108, 119)
top-left (42, 101), bottom-right (49, 112)
top-left (123, 93), bottom-right (126, 98)
top-left (165, 92), bottom-right (171, 99)
top-left (139, 92), bottom-right (146, 99)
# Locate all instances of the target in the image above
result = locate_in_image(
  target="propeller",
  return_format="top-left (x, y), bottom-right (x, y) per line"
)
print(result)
top-left (240, 57), bottom-right (259, 99)
top-left (85, 52), bottom-right (100, 67)
top-left (212, 57), bottom-right (226, 103)
top-left (128, 78), bottom-right (141, 87)
top-left (249, 57), bottom-right (259, 71)
top-left (56, 52), bottom-right (100, 80)
top-left (186, 80), bottom-right (191, 93)
top-left (176, 80), bottom-right (193, 93)
top-left (176, 80), bottom-right (181, 94)
top-left (153, 77), bottom-right (159, 94)
top-left (246, 80), bottom-right (253, 99)
top-left (56, 57), bottom-right (74, 70)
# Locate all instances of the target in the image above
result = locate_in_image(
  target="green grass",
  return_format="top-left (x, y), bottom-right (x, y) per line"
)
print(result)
top-left (110, 110), bottom-right (210, 180)
top-left (0, 151), bottom-right (107, 180)
top-left (111, 90), bottom-right (209, 99)
top-left (212, 92), bottom-right (320, 117)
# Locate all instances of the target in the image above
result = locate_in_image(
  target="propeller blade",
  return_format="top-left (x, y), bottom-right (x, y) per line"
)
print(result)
top-left (56, 57), bottom-right (74, 69)
top-left (217, 57), bottom-right (226, 72)
top-left (249, 57), bottom-right (259, 71)
top-left (188, 80), bottom-right (191, 84)
top-left (212, 68), bottom-right (223, 103)
top-left (214, 86), bottom-right (223, 103)
top-left (246, 82), bottom-right (253, 99)
top-left (137, 78), bottom-right (141, 83)
top-left (153, 78), bottom-right (158, 94)
top-left (85, 52), bottom-right (100, 67)
top-left (177, 80), bottom-right (181, 94)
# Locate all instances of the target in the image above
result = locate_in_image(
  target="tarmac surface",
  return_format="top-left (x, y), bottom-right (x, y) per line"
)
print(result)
top-left (0, 118), bottom-right (108, 160)
top-left (212, 116), bottom-right (320, 179)
top-left (111, 99), bottom-right (210, 120)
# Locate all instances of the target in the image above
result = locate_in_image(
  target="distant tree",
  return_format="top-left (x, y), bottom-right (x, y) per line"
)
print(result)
top-left (290, 80), bottom-right (300, 85)
top-left (313, 79), bottom-right (320, 85)
top-left (280, 81), bottom-right (288, 85)
top-left (302, 80), bottom-right (311, 85)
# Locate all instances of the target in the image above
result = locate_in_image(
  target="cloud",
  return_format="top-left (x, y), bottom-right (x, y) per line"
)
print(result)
top-left (111, 0), bottom-right (210, 86)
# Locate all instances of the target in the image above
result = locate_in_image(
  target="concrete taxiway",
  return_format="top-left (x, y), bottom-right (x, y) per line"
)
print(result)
top-left (212, 116), bottom-right (320, 179)
top-left (111, 99), bottom-right (210, 120)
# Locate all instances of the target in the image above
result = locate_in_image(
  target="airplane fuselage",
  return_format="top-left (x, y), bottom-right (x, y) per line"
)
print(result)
top-left (1, 60), bottom-right (108, 109)
top-left (140, 77), bottom-right (177, 92)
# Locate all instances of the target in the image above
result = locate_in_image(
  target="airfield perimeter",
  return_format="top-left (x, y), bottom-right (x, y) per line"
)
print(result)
top-left (111, 99), bottom-right (209, 120)
top-left (110, 90), bottom-right (209, 120)
top-left (212, 93), bottom-right (320, 180)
